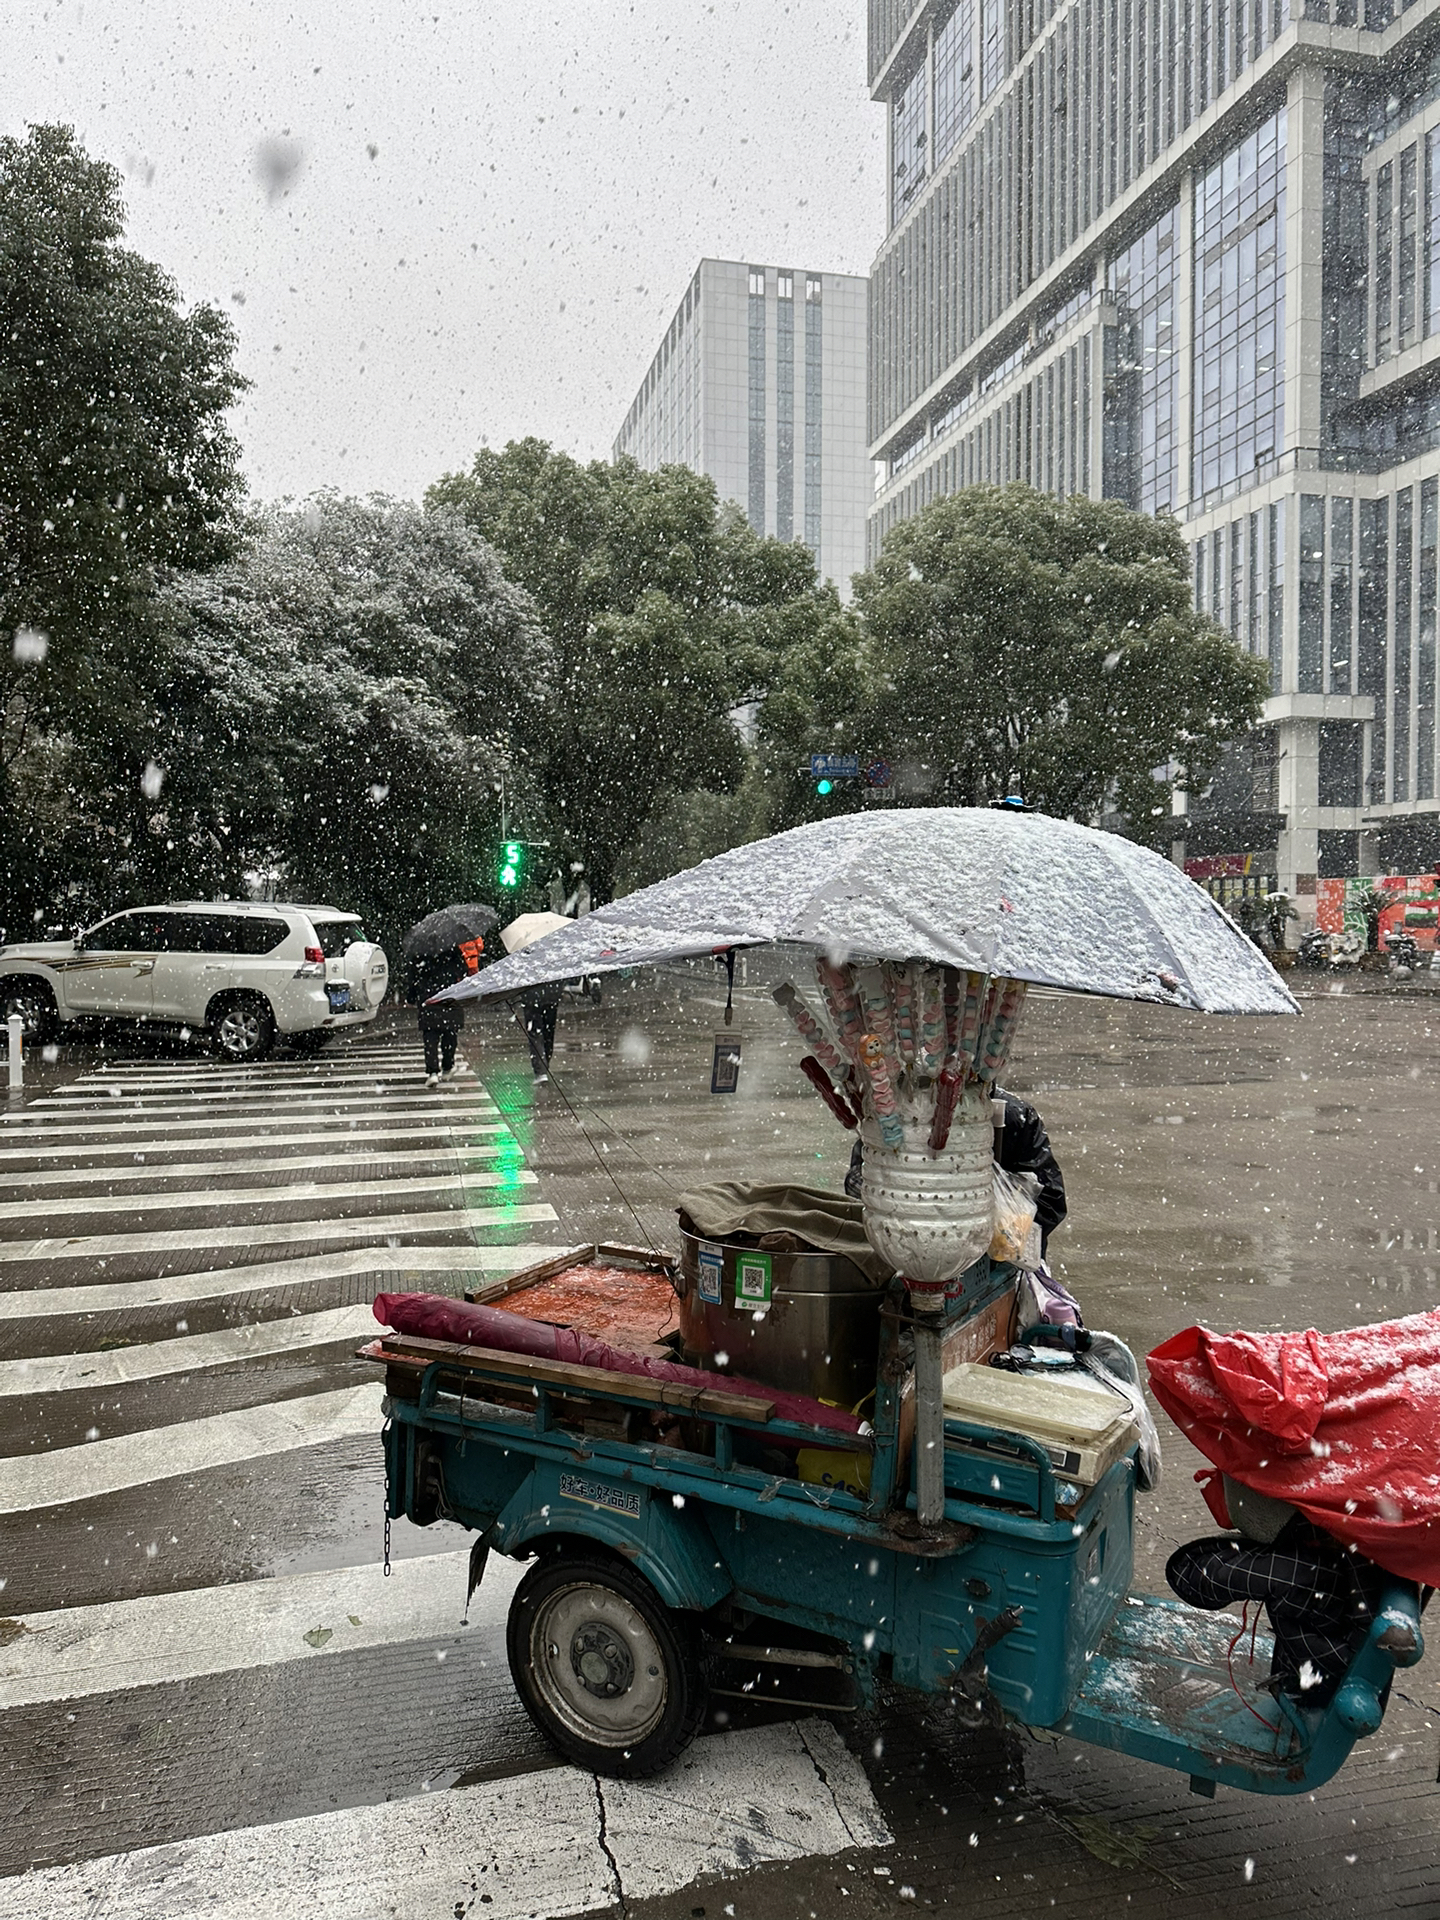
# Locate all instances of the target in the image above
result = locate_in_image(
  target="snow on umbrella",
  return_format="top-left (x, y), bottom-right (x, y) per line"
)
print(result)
top-left (402, 903), bottom-right (500, 959)
top-left (436, 809), bottom-right (1297, 1017)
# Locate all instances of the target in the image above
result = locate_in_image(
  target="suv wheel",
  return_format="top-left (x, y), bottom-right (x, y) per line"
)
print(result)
top-left (0, 975), bottom-right (60, 1043)
top-left (210, 992), bottom-right (276, 1062)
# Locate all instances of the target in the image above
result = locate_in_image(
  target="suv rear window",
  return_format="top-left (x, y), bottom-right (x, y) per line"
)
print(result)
top-left (310, 919), bottom-right (370, 957)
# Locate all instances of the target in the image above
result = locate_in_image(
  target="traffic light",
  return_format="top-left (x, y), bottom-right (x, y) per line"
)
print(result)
top-left (498, 840), bottom-right (524, 889)
top-left (815, 778), bottom-right (834, 796)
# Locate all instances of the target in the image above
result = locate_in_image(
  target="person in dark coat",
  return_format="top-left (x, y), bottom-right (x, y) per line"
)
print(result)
top-left (520, 980), bottom-right (563, 1081)
top-left (845, 1085), bottom-right (1067, 1252)
top-left (407, 948), bottom-right (470, 1086)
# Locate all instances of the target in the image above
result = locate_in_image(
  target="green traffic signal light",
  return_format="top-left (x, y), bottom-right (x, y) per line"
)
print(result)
top-left (498, 839), bottom-right (524, 889)
top-left (816, 778), bottom-right (833, 795)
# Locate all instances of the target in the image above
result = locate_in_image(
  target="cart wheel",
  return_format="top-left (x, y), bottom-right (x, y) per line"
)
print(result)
top-left (507, 1551), bottom-right (705, 1777)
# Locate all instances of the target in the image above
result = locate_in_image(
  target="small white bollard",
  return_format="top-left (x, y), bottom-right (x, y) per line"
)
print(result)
top-left (6, 1013), bottom-right (21, 1092)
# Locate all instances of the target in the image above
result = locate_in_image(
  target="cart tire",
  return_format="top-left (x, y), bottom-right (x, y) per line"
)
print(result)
top-left (507, 1551), bottom-right (705, 1777)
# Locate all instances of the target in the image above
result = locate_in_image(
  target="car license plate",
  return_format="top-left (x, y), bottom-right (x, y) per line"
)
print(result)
top-left (327, 984), bottom-right (351, 1012)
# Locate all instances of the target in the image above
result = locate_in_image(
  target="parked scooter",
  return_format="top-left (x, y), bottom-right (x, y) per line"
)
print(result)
top-left (1297, 928), bottom-right (1363, 970)
top-left (1386, 927), bottom-right (1422, 971)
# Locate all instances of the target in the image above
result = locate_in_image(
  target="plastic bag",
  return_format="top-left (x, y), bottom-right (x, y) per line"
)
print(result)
top-left (990, 1164), bottom-right (1039, 1264)
top-left (1081, 1330), bottom-right (1163, 1491)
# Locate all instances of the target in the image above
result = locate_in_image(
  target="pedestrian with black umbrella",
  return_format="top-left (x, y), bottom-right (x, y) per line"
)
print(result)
top-left (403, 905), bottom-right (498, 1087)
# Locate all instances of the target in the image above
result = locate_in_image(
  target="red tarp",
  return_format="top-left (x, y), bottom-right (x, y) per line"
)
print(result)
top-left (1148, 1310), bottom-right (1440, 1587)
top-left (372, 1292), bottom-right (864, 1438)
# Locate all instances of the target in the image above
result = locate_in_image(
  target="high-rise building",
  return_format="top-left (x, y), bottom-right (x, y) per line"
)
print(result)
top-left (866, 0), bottom-right (1440, 906)
top-left (614, 259), bottom-right (869, 595)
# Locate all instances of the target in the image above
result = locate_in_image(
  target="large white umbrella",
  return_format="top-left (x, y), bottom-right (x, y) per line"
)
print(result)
top-left (438, 808), bottom-right (1297, 1016)
top-left (499, 911), bottom-right (571, 955)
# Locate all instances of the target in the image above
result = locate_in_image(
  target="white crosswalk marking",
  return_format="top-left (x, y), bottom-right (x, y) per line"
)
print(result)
top-left (0, 1166), bottom-right (535, 1221)
top-left (0, 1243), bottom-right (574, 1320)
top-left (0, 1303), bottom-right (382, 1394)
top-left (0, 1200), bottom-right (559, 1261)
top-left (0, 1120), bottom-right (512, 1163)
top-left (0, 1382), bottom-right (387, 1511)
top-left (0, 1032), bottom-right (891, 1909)
top-left (1, 1140), bottom-right (518, 1190)
top-left (0, 1720), bottom-right (889, 1920)
top-left (0, 1547), bottom-right (501, 1708)
top-left (0, 1095), bottom-right (503, 1137)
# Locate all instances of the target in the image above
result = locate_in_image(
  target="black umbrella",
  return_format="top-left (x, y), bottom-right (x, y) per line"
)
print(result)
top-left (403, 903), bottom-right (500, 959)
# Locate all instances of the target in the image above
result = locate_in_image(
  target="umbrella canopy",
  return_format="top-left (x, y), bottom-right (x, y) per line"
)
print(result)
top-left (436, 809), bottom-right (1297, 1015)
top-left (500, 910), bottom-right (572, 955)
top-left (403, 903), bottom-right (499, 959)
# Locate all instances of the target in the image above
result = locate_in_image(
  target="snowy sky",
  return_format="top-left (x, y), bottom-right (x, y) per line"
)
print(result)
top-left (11, 1), bottom-right (884, 506)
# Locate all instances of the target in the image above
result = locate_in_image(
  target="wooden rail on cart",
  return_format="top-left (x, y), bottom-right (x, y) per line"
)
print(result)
top-left (360, 1332), bottom-right (776, 1425)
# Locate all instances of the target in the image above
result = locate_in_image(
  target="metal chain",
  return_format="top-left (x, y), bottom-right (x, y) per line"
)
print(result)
top-left (381, 1411), bottom-right (393, 1576)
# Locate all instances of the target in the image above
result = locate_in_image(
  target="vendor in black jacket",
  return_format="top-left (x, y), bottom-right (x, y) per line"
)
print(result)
top-left (844, 1087), bottom-right (1067, 1254)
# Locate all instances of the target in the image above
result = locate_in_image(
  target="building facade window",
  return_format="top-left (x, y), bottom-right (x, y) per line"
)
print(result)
top-left (1421, 475), bottom-right (1438, 799)
top-left (891, 58), bottom-right (928, 223)
top-left (933, 0), bottom-right (977, 160)
top-left (777, 273), bottom-right (795, 543)
top-left (1395, 484), bottom-right (1413, 800)
top-left (805, 277), bottom-right (823, 559)
top-left (1329, 495), bottom-right (1354, 693)
top-left (1359, 496), bottom-right (1390, 799)
top-left (1375, 160), bottom-right (1394, 361)
top-left (1399, 143), bottom-right (1420, 351)
top-left (1268, 498), bottom-right (1285, 694)
top-left (1193, 110), bottom-right (1287, 501)
top-left (980, 0), bottom-right (1004, 99)
top-left (1107, 205), bottom-right (1179, 513)
top-left (748, 269), bottom-right (766, 534)
top-left (1427, 128), bottom-right (1440, 336)
top-left (1299, 493), bottom-right (1326, 693)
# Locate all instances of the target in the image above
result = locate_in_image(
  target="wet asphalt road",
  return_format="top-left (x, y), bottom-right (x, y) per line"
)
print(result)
top-left (0, 970), bottom-right (1438, 1917)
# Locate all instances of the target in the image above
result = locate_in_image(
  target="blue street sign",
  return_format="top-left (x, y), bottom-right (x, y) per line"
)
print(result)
top-left (810, 753), bottom-right (861, 780)
top-left (865, 758), bottom-right (894, 789)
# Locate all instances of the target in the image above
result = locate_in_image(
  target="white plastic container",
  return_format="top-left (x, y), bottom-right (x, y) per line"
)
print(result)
top-left (858, 1080), bottom-right (993, 1289)
top-left (942, 1362), bottom-right (1138, 1487)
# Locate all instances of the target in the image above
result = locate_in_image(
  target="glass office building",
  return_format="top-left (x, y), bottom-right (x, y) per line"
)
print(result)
top-left (867, 0), bottom-right (1440, 901)
top-left (614, 259), bottom-right (869, 596)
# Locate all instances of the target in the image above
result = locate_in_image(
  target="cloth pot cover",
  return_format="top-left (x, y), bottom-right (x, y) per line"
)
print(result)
top-left (675, 1181), bottom-right (891, 1284)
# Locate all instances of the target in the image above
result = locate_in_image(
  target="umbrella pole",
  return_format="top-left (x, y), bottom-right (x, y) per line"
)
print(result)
top-left (911, 1301), bottom-right (947, 1528)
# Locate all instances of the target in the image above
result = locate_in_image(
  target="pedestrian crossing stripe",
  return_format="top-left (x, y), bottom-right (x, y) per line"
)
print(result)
top-left (0, 1547), bottom-right (502, 1708)
top-left (0, 1109), bottom-right (507, 1147)
top-left (0, 1302), bottom-right (383, 1396)
top-left (0, 1165), bottom-right (536, 1222)
top-left (0, 1120), bottom-right (513, 1164)
top-left (0, 1243), bottom-right (574, 1321)
top-left (0, 1199), bottom-right (560, 1262)
top-left (0, 1140), bottom-right (519, 1190)
top-left (0, 1720), bottom-right (889, 1920)
top-left (0, 1382), bottom-right (386, 1513)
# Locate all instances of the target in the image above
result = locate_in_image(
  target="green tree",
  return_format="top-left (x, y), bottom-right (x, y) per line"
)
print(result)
top-left (429, 440), bottom-right (826, 899)
top-left (152, 496), bottom-right (548, 942)
top-left (0, 123), bottom-right (246, 926)
top-left (851, 484), bottom-right (1269, 839)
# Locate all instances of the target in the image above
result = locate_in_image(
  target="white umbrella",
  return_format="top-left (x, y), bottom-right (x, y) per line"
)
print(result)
top-left (499, 911), bottom-right (572, 955)
top-left (441, 809), bottom-right (1297, 1016)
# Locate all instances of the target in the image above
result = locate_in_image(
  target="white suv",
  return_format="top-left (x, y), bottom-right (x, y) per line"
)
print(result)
top-left (0, 902), bottom-right (389, 1060)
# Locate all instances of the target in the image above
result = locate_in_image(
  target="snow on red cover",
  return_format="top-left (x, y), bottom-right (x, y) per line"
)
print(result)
top-left (1148, 1310), bottom-right (1440, 1585)
top-left (372, 1292), bottom-right (863, 1438)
